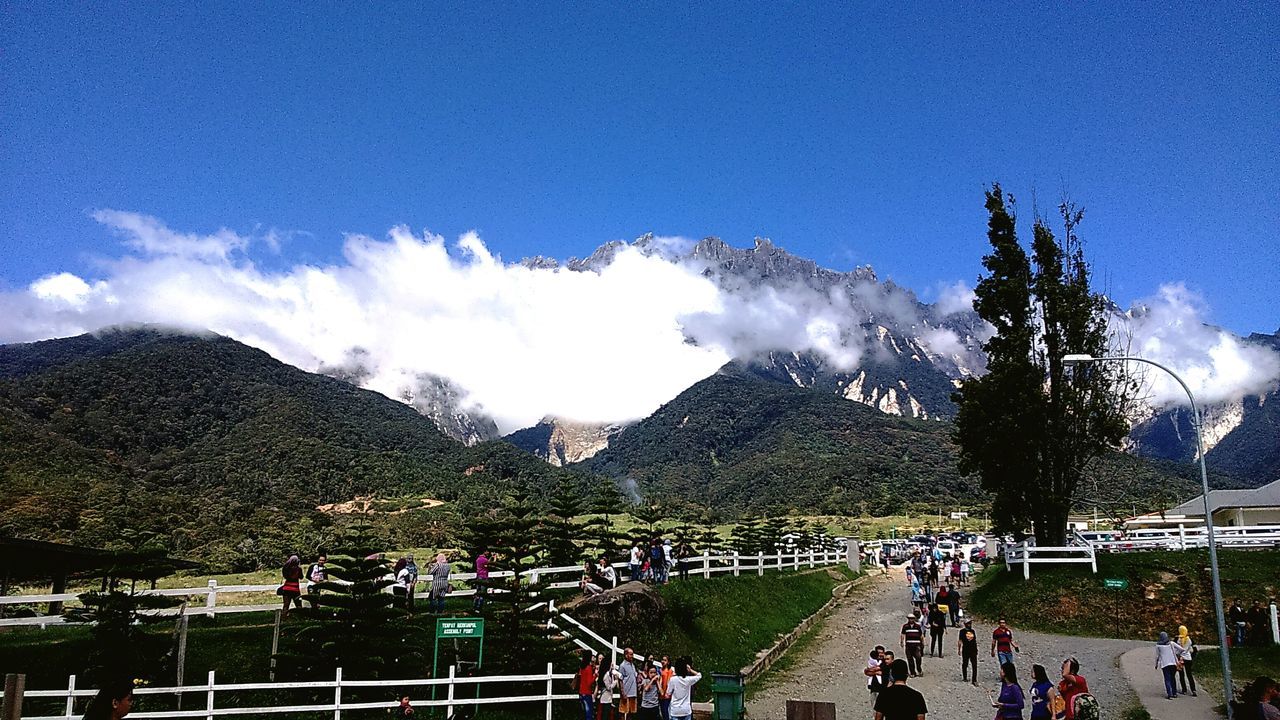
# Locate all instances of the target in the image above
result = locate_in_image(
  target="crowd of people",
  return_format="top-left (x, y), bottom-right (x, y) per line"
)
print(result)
top-left (581, 536), bottom-right (694, 595)
top-left (862, 547), bottom-right (1101, 720)
top-left (571, 648), bottom-right (702, 720)
top-left (1228, 597), bottom-right (1277, 647)
top-left (276, 550), bottom-right (461, 617)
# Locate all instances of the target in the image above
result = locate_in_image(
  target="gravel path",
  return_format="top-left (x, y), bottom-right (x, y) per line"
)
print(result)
top-left (747, 569), bottom-right (1145, 719)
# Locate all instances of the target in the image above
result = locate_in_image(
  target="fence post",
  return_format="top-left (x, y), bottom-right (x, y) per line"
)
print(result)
top-left (808, 550), bottom-right (815, 569)
top-left (64, 674), bottom-right (76, 719)
top-left (702, 554), bottom-right (710, 579)
top-left (2, 673), bottom-right (25, 720)
top-left (611, 636), bottom-right (618, 668)
top-left (1089, 545), bottom-right (1097, 574)
top-left (205, 670), bottom-right (215, 720)
top-left (446, 665), bottom-right (455, 720)
top-left (1022, 544), bottom-right (1030, 580)
top-left (757, 552), bottom-right (764, 576)
top-left (1270, 602), bottom-right (1279, 645)
top-left (733, 552), bottom-right (740, 577)
top-left (1178, 524), bottom-right (1186, 551)
top-left (206, 580), bottom-right (217, 616)
top-left (545, 661), bottom-right (554, 720)
top-left (333, 667), bottom-right (342, 720)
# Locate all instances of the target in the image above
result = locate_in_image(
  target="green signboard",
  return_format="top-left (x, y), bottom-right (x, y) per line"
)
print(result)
top-left (1102, 578), bottom-right (1129, 590)
top-left (436, 618), bottom-right (484, 638)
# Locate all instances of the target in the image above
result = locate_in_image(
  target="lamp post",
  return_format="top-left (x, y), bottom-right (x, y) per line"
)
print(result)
top-left (1063, 353), bottom-right (1234, 716)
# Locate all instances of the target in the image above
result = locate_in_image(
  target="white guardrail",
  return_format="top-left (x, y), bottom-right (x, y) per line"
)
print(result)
top-left (0, 665), bottom-right (575, 720)
top-left (0, 549), bottom-right (847, 628)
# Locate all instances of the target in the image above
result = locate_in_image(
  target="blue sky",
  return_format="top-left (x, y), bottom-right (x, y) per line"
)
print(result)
top-left (3, 3), bottom-right (1277, 334)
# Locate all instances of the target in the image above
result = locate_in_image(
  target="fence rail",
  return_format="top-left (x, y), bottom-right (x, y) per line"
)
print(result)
top-left (0, 665), bottom-right (575, 720)
top-left (0, 549), bottom-right (847, 628)
top-left (1003, 541), bottom-right (1097, 579)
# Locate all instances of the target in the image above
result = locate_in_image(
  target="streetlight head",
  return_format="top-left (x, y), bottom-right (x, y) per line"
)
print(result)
top-left (1062, 354), bottom-right (1094, 366)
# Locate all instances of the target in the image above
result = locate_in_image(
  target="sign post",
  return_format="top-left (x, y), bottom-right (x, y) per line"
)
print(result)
top-left (1102, 579), bottom-right (1129, 637)
top-left (433, 618), bottom-right (485, 704)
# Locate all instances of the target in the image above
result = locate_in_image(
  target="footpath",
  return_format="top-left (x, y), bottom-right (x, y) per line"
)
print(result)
top-left (746, 569), bottom-right (1146, 720)
top-left (1119, 645), bottom-right (1219, 720)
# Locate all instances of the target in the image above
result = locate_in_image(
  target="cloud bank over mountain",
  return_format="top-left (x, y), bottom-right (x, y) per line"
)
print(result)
top-left (2, 211), bottom-right (1277, 432)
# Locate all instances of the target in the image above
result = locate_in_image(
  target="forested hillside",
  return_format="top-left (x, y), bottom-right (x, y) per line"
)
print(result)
top-left (0, 329), bottom-right (578, 569)
top-left (581, 364), bottom-right (1236, 518)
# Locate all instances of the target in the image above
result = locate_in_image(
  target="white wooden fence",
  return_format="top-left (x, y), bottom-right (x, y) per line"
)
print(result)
top-left (0, 548), bottom-right (848, 628)
top-left (1090, 524), bottom-right (1280, 553)
top-left (0, 665), bottom-right (575, 720)
top-left (1003, 541), bottom-right (1097, 579)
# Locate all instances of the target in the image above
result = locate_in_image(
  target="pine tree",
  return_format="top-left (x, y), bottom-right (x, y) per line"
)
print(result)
top-left (730, 516), bottom-right (763, 555)
top-left (277, 521), bottom-right (422, 680)
top-left (540, 485), bottom-right (586, 566)
top-left (953, 187), bottom-right (1136, 545)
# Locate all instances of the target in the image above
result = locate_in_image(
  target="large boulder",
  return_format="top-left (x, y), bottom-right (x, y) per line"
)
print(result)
top-left (559, 581), bottom-right (666, 637)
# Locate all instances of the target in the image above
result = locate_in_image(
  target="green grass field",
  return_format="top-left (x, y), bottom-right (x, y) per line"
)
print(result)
top-left (968, 549), bottom-right (1280, 641)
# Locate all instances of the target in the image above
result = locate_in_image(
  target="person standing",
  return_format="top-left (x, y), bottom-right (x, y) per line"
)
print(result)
top-left (427, 553), bottom-right (451, 614)
top-left (473, 548), bottom-right (490, 611)
top-left (873, 659), bottom-right (928, 720)
top-left (305, 554), bottom-right (327, 608)
top-left (990, 663), bottom-right (1025, 719)
top-left (597, 655), bottom-right (620, 720)
top-left (945, 584), bottom-right (961, 627)
top-left (957, 619), bottom-right (979, 686)
top-left (393, 557), bottom-right (413, 609)
top-left (574, 651), bottom-right (597, 720)
top-left (1175, 624), bottom-right (1197, 696)
top-left (639, 665), bottom-right (661, 720)
top-left (279, 555), bottom-right (303, 618)
top-left (1057, 658), bottom-right (1091, 720)
top-left (403, 555), bottom-right (419, 611)
top-left (1029, 664), bottom-right (1057, 720)
top-left (1154, 631), bottom-right (1184, 699)
top-left (991, 618), bottom-right (1019, 667)
top-left (901, 613), bottom-right (925, 677)
top-left (667, 658), bottom-right (701, 720)
top-left (865, 646), bottom-right (887, 694)
top-left (658, 656), bottom-right (674, 720)
top-left (1229, 599), bottom-right (1247, 646)
top-left (630, 543), bottom-right (644, 583)
top-left (618, 648), bottom-right (639, 720)
top-left (927, 603), bottom-right (947, 658)
top-left (961, 556), bottom-right (972, 585)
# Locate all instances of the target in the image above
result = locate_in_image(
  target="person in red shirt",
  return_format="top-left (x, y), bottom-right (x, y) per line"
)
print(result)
top-left (990, 618), bottom-right (1019, 666)
top-left (574, 651), bottom-right (597, 720)
top-left (1058, 657), bottom-right (1090, 720)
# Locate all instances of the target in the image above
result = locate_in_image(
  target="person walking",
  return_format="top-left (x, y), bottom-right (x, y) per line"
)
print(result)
top-left (990, 663), bottom-right (1025, 719)
top-left (901, 612), bottom-right (925, 677)
top-left (1154, 631), bottom-right (1184, 699)
top-left (278, 555), bottom-right (303, 618)
top-left (1029, 664), bottom-right (1057, 720)
top-left (865, 646), bottom-right (887, 695)
top-left (873, 659), bottom-right (928, 720)
top-left (961, 556), bottom-right (972, 585)
top-left (945, 584), bottom-right (961, 627)
top-left (618, 647), bottom-right (639, 720)
top-left (596, 655), bottom-right (620, 720)
top-left (574, 651), bottom-right (597, 720)
top-left (927, 603), bottom-right (947, 658)
top-left (1176, 624), bottom-right (1197, 696)
top-left (426, 552), bottom-right (451, 613)
top-left (957, 619), bottom-right (979, 686)
top-left (991, 618), bottom-right (1019, 667)
top-left (667, 658), bottom-right (701, 720)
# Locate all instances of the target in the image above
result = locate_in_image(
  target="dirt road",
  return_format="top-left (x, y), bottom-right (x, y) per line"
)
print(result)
top-left (747, 570), bottom-right (1144, 719)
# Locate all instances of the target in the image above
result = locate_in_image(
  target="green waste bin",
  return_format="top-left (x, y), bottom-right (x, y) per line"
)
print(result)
top-left (711, 672), bottom-right (745, 720)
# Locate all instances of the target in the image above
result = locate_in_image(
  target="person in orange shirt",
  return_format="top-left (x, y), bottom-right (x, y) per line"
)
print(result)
top-left (658, 655), bottom-right (674, 720)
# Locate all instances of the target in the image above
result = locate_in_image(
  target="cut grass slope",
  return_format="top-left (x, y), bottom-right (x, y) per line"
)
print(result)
top-left (969, 550), bottom-right (1279, 641)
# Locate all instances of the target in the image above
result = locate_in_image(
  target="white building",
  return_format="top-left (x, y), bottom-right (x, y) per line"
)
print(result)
top-left (1161, 478), bottom-right (1280, 527)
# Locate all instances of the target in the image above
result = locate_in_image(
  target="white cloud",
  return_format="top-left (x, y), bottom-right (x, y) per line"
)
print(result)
top-left (1122, 283), bottom-right (1280, 407)
top-left (92, 209), bottom-right (249, 261)
top-left (934, 281), bottom-right (977, 317)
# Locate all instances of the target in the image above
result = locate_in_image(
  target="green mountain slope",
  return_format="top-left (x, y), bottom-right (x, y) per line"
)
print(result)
top-left (0, 329), bottom-right (575, 568)
top-left (580, 364), bottom-right (1231, 518)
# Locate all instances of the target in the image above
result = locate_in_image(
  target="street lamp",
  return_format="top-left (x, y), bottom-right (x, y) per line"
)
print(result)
top-left (1062, 353), bottom-right (1234, 716)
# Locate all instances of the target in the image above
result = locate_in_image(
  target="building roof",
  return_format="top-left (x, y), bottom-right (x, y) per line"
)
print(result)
top-left (1168, 478), bottom-right (1280, 516)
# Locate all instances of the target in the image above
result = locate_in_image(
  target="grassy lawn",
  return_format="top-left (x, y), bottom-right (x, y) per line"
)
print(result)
top-left (1191, 645), bottom-right (1280, 706)
top-left (968, 549), bottom-right (1280, 641)
top-left (611, 565), bottom-right (858, 700)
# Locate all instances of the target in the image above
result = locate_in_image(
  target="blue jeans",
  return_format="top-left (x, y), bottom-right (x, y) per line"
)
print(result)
top-left (659, 698), bottom-right (670, 720)
top-left (579, 694), bottom-right (594, 720)
top-left (998, 651), bottom-right (1015, 667)
top-left (1234, 622), bottom-right (1246, 646)
top-left (1161, 665), bottom-right (1178, 698)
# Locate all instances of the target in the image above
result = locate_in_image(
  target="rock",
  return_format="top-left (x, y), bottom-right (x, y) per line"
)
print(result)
top-left (560, 581), bottom-right (667, 638)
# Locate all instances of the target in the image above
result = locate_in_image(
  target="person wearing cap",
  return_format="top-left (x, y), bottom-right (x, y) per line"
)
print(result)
top-left (873, 658), bottom-right (928, 720)
top-left (901, 612), bottom-right (926, 677)
top-left (991, 618), bottom-right (1019, 667)
top-left (957, 618), bottom-right (979, 685)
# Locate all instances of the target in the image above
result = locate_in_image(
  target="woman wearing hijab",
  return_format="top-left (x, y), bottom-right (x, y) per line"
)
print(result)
top-left (1176, 624), bottom-right (1197, 697)
top-left (279, 555), bottom-right (303, 618)
top-left (427, 553), bottom-right (451, 613)
top-left (1154, 631), bottom-right (1185, 699)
